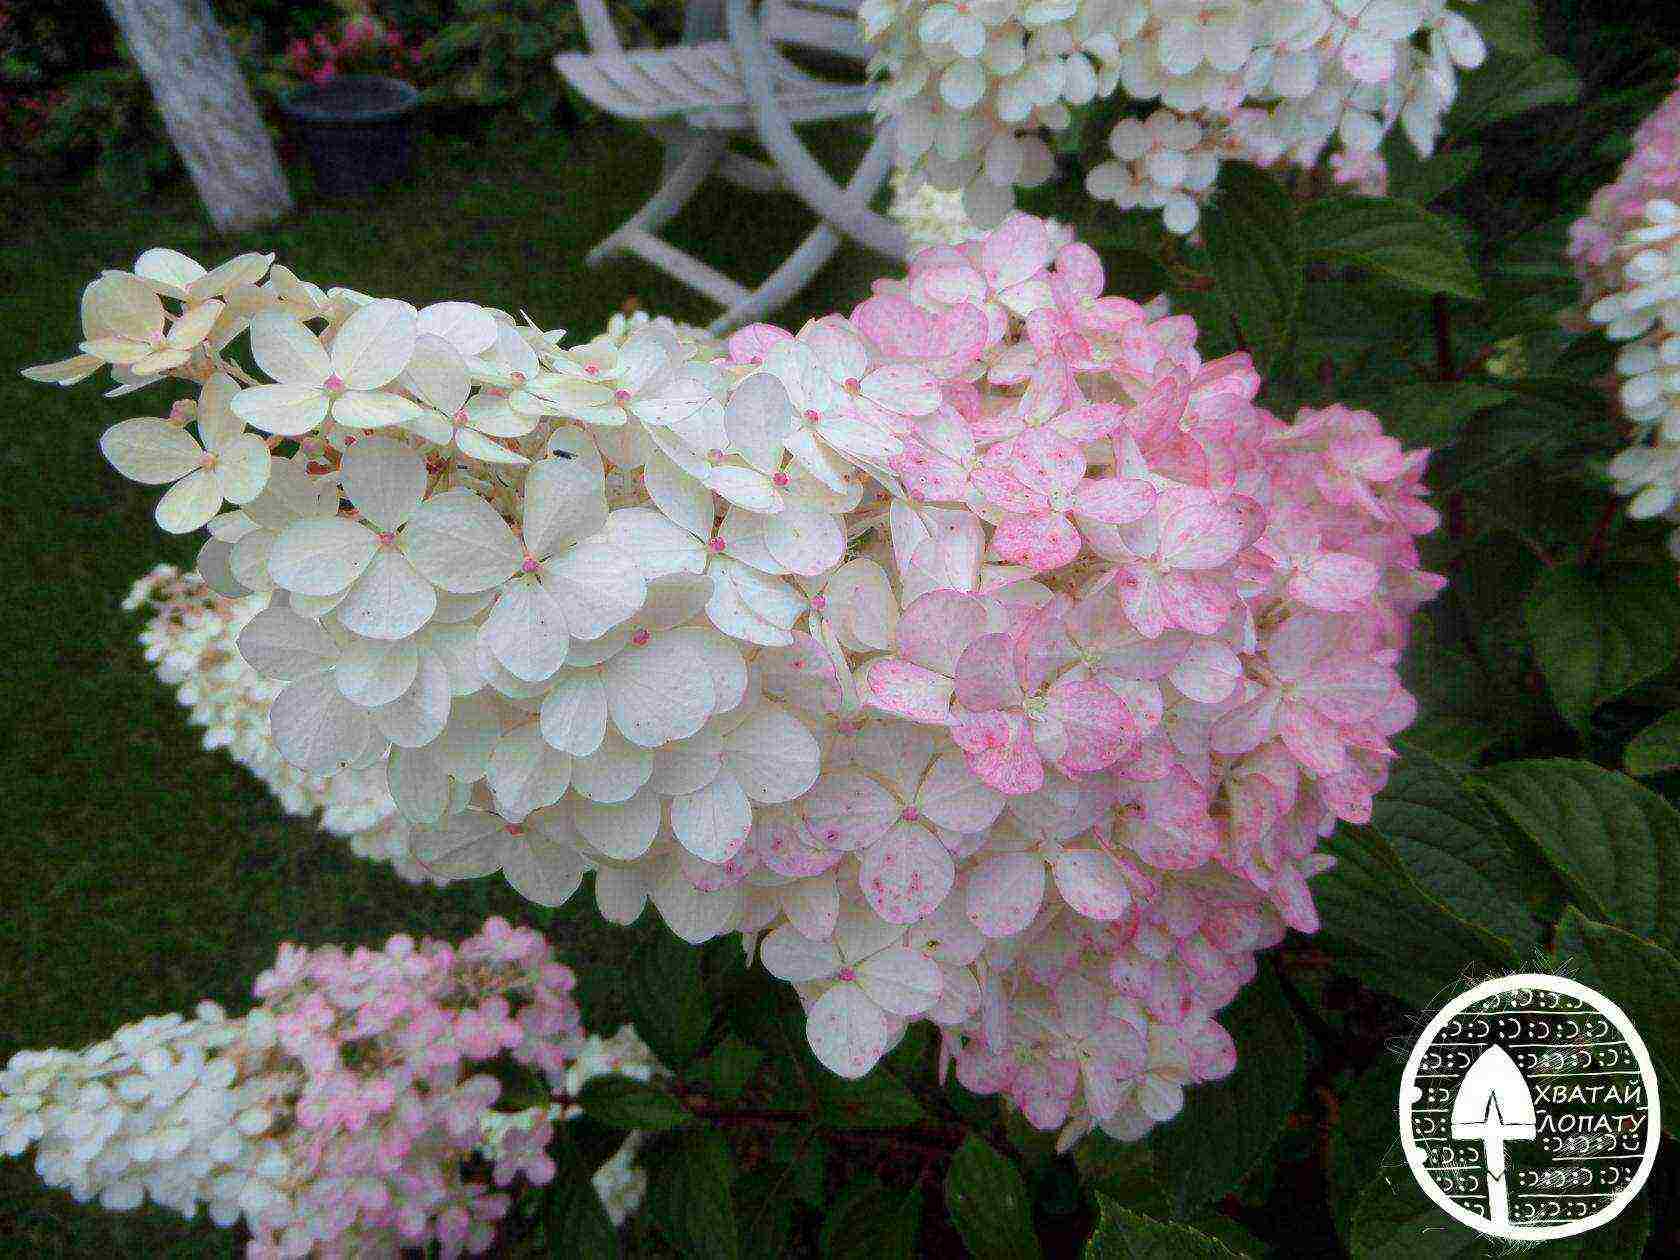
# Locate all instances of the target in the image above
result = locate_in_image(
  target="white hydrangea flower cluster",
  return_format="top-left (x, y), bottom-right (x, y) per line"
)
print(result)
top-left (125, 564), bottom-right (402, 841)
top-left (0, 1004), bottom-right (295, 1225)
top-left (32, 227), bottom-right (1440, 1153)
top-left (861, 0), bottom-right (1488, 232)
top-left (479, 1024), bottom-right (662, 1226)
top-left (1573, 79), bottom-right (1680, 553)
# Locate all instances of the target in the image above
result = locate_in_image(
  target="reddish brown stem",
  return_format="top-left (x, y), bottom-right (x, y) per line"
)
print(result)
top-left (1432, 295), bottom-right (1457, 382)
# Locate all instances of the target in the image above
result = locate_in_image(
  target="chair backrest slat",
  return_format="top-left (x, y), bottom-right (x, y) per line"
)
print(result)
top-left (759, 0), bottom-right (869, 60)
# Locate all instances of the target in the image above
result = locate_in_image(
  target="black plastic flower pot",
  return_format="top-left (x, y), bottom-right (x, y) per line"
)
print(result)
top-left (280, 76), bottom-right (420, 197)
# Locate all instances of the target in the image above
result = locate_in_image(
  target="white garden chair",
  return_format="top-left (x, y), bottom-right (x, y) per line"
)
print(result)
top-left (557, 0), bottom-right (909, 334)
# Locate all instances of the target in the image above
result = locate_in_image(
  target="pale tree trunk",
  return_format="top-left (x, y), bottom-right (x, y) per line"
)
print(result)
top-left (103, 0), bottom-right (292, 232)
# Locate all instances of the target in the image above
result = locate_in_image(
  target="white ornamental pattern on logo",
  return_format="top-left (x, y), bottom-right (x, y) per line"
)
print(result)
top-left (1400, 974), bottom-right (1660, 1241)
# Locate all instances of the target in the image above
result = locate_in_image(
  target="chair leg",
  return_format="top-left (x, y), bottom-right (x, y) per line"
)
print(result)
top-left (586, 128), bottom-right (728, 269)
top-left (706, 125), bottom-right (905, 333)
top-left (708, 221), bottom-right (842, 335)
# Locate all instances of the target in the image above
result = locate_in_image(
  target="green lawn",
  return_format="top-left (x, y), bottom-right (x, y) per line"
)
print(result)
top-left (0, 118), bottom-right (887, 1255)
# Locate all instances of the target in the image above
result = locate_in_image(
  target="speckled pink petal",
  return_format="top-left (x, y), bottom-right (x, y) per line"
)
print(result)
top-left (895, 588), bottom-right (990, 674)
top-left (1050, 848), bottom-right (1132, 921)
top-left (1288, 551), bottom-right (1379, 611)
top-left (966, 851), bottom-right (1047, 937)
top-left (1158, 571), bottom-right (1232, 635)
top-left (981, 212), bottom-right (1052, 291)
top-left (954, 632), bottom-right (1023, 712)
top-left (798, 769), bottom-right (900, 851)
top-left (1073, 476), bottom-right (1156, 525)
top-left (969, 463), bottom-right (1044, 515)
top-left (1158, 500), bottom-right (1244, 569)
top-left (1277, 698), bottom-right (1348, 775)
top-left (806, 983), bottom-right (896, 1080)
top-left (1010, 428), bottom-right (1086, 497)
top-left (1052, 403), bottom-right (1127, 442)
top-left (1045, 678), bottom-right (1135, 772)
top-left (1051, 242), bottom-right (1105, 301)
top-left (725, 322), bottom-right (792, 366)
top-left (861, 657), bottom-right (956, 723)
top-left (1298, 659), bottom-right (1396, 722)
top-left (1115, 565), bottom-right (1167, 639)
top-left (1167, 639), bottom-right (1241, 704)
top-left (860, 824), bottom-right (956, 925)
top-left (992, 511), bottom-right (1081, 570)
top-left (953, 711), bottom-right (1045, 795)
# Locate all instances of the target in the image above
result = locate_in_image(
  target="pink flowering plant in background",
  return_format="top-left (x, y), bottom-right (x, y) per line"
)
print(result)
top-left (11, 6), bottom-right (1680, 1248)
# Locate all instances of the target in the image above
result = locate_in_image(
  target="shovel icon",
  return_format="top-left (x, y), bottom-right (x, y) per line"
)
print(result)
top-left (1451, 1045), bottom-right (1538, 1228)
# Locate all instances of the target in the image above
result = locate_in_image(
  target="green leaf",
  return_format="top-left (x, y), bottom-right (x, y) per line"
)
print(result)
top-left (1451, 53), bottom-right (1581, 133)
top-left (1458, 0), bottom-right (1543, 56)
top-left (813, 1068), bottom-right (925, 1128)
top-left (1326, 1063), bottom-right (1402, 1246)
top-left (1298, 197), bottom-right (1482, 300)
top-left (1349, 1161), bottom-right (1650, 1258)
top-left (768, 1128), bottom-right (827, 1207)
top-left (735, 1168), bottom-right (795, 1256)
top-left (1624, 709), bottom-right (1680, 776)
top-left (1084, 1195), bottom-right (1244, 1259)
top-left (1396, 718), bottom-right (1500, 766)
top-left (1074, 1134), bottom-right (1170, 1217)
top-left (1523, 563), bottom-right (1680, 735)
top-left (819, 1176), bottom-right (922, 1260)
top-left (1314, 826), bottom-right (1517, 1005)
top-left (1471, 760), bottom-right (1680, 951)
top-left (1384, 144), bottom-right (1483, 206)
top-left (944, 1136), bottom-right (1042, 1260)
top-left (576, 1076), bottom-right (691, 1130)
top-left (1371, 749), bottom-right (1542, 949)
top-left (647, 1129), bottom-right (739, 1259)
top-left (1377, 380), bottom-right (1510, 448)
top-left (1558, 909), bottom-right (1680, 1138)
top-left (626, 929), bottom-right (711, 1067)
top-left (1148, 963), bottom-right (1303, 1214)
top-left (690, 1036), bottom-right (764, 1104)
top-left (544, 1124), bottom-right (620, 1258)
top-left (1201, 163), bottom-right (1299, 372)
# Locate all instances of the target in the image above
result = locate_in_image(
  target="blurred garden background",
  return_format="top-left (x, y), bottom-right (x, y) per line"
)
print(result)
top-left (5, 0), bottom-right (1680, 1255)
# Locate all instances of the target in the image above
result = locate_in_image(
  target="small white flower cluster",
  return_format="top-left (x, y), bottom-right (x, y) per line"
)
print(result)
top-left (124, 564), bottom-right (420, 872)
top-left (0, 1004), bottom-right (297, 1227)
top-left (891, 166), bottom-right (988, 249)
top-left (1574, 79), bottom-right (1680, 553)
top-left (2, 921), bottom-right (587, 1256)
top-left (479, 1025), bottom-right (662, 1226)
top-left (861, 0), bottom-right (1488, 232)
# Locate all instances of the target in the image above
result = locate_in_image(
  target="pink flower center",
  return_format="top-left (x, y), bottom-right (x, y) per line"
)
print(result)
top-left (709, 537), bottom-right (726, 553)
top-left (772, 472), bottom-right (790, 487)
top-left (843, 377), bottom-right (861, 393)
top-left (630, 628), bottom-right (650, 646)
top-left (584, 363), bottom-right (600, 375)
top-left (810, 594), bottom-right (827, 611)
top-left (505, 824), bottom-right (524, 836)
top-left (901, 806), bottom-right (920, 821)
top-left (837, 967), bottom-right (856, 982)
top-left (521, 555), bottom-right (539, 574)
top-left (377, 531), bottom-right (397, 546)
top-left (614, 389), bottom-right (632, 403)
top-left (453, 408), bottom-right (470, 426)
top-left (323, 373), bottom-right (345, 392)
top-left (198, 451), bottom-right (217, 470)
top-left (707, 447), bottom-right (726, 463)
top-left (803, 408), bottom-right (820, 423)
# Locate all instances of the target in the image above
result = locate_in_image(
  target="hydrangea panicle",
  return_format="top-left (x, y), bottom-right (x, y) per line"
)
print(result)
top-left (29, 228), bottom-right (1439, 1150)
